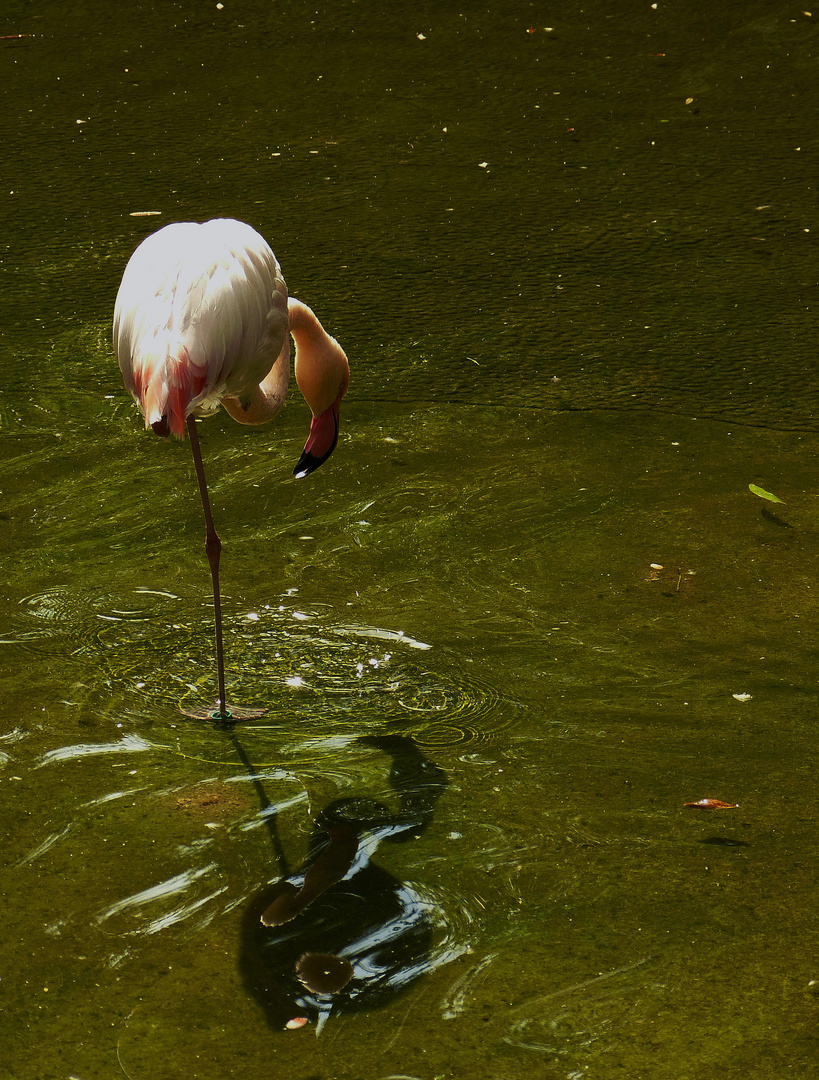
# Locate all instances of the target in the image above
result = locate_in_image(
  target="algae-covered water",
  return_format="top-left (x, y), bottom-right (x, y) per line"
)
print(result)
top-left (2, 1), bottom-right (819, 1077)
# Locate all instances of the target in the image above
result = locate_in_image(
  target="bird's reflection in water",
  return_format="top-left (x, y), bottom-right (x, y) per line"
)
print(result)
top-left (238, 735), bottom-right (449, 1033)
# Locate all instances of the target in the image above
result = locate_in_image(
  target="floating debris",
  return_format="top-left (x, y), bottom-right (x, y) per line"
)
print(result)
top-left (749, 483), bottom-right (783, 504)
top-left (684, 798), bottom-right (739, 810)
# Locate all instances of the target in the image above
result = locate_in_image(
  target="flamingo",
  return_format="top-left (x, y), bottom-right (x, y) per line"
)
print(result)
top-left (113, 218), bottom-right (350, 723)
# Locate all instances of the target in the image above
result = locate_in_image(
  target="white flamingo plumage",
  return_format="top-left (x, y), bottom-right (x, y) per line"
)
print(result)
top-left (114, 218), bottom-right (350, 721)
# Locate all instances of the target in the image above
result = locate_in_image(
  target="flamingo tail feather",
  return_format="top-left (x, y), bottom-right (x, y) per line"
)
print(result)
top-left (135, 343), bottom-right (208, 440)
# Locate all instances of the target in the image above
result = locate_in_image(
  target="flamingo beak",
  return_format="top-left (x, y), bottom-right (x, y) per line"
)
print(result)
top-left (293, 398), bottom-right (341, 479)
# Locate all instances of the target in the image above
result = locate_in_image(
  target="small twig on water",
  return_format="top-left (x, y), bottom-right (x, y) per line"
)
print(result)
top-left (116, 1036), bottom-right (136, 1080)
top-left (508, 955), bottom-right (653, 1014)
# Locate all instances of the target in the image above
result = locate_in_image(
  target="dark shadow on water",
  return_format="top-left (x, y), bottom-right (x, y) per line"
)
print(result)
top-left (235, 733), bottom-right (449, 1033)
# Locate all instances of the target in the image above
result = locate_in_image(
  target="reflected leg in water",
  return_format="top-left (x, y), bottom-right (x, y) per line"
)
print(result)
top-left (238, 735), bottom-right (452, 1033)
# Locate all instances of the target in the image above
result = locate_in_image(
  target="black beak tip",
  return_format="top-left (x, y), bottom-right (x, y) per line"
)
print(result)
top-left (293, 450), bottom-right (323, 479)
top-left (293, 415), bottom-right (339, 479)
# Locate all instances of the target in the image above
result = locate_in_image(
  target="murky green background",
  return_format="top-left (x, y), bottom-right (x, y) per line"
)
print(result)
top-left (2, 0), bottom-right (819, 1076)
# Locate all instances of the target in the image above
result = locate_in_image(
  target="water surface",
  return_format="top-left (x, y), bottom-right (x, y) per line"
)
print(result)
top-left (2, 1), bottom-right (819, 1077)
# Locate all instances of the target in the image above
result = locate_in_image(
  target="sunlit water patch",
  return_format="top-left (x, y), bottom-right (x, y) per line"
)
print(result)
top-left (4, 584), bottom-right (522, 746)
top-left (3, 585), bottom-right (137, 653)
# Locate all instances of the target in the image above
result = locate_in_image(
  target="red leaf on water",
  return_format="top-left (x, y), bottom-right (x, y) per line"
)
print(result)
top-left (684, 798), bottom-right (738, 810)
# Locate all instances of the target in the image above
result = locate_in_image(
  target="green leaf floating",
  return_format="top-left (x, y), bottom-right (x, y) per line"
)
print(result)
top-left (749, 483), bottom-right (783, 504)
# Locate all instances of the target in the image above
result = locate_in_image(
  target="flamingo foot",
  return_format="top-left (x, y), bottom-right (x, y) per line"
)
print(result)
top-left (180, 702), bottom-right (268, 725)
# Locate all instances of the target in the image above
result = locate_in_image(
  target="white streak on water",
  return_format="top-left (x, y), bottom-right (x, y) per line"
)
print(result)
top-left (35, 733), bottom-right (154, 767)
top-left (96, 863), bottom-right (218, 923)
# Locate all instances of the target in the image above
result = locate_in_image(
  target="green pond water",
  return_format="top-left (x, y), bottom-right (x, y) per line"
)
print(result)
top-left (2, 1), bottom-right (819, 1077)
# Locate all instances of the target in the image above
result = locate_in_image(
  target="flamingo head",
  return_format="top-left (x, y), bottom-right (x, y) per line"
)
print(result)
top-left (293, 384), bottom-right (346, 478)
top-left (290, 299), bottom-right (350, 478)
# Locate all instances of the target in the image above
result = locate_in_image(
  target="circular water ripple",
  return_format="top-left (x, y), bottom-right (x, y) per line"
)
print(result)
top-left (8, 586), bottom-right (178, 657)
top-left (229, 612), bottom-right (520, 748)
top-left (7, 586), bottom-right (113, 653)
top-left (170, 608), bottom-right (518, 747)
top-left (353, 666), bottom-right (516, 748)
top-left (7, 588), bottom-right (519, 746)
